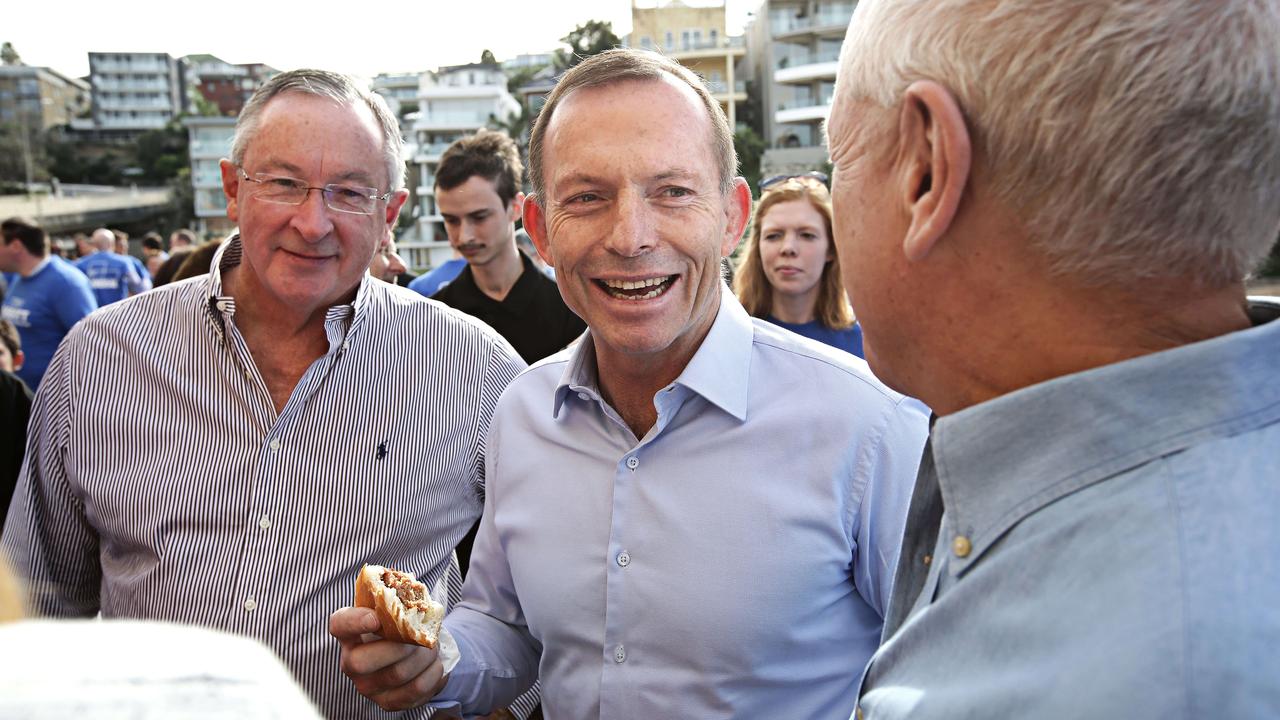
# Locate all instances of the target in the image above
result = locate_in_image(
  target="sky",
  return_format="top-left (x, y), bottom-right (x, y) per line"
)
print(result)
top-left (10, 0), bottom-right (759, 81)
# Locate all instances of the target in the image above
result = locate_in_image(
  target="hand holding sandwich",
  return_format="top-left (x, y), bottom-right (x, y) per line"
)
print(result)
top-left (330, 565), bottom-right (449, 712)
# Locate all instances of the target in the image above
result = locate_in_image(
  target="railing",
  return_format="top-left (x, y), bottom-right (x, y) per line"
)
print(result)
top-left (775, 48), bottom-right (842, 69)
top-left (91, 61), bottom-right (171, 75)
top-left (93, 80), bottom-right (170, 92)
top-left (778, 94), bottom-right (834, 110)
top-left (671, 36), bottom-right (745, 52)
top-left (771, 5), bottom-right (856, 34)
top-left (707, 80), bottom-right (749, 95)
top-left (416, 111), bottom-right (494, 126)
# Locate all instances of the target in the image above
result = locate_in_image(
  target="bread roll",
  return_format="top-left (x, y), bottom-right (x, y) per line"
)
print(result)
top-left (353, 564), bottom-right (445, 649)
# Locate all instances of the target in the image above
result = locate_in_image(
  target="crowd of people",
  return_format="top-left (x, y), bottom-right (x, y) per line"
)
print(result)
top-left (2, 0), bottom-right (1279, 718)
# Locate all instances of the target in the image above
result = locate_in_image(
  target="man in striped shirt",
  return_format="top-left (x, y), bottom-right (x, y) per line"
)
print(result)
top-left (1, 69), bottom-right (526, 719)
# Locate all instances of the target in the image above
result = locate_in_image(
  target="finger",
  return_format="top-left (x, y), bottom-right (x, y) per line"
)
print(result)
top-left (330, 606), bottom-right (380, 644)
top-left (344, 637), bottom-right (432, 678)
top-left (368, 657), bottom-right (447, 712)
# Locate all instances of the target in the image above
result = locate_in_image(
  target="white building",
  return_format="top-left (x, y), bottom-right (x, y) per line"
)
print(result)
top-left (183, 115), bottom-right (237, 240)
top-left (371, 72), bottom-right (422, 123)
top-left (745, 0), bottom-right (855, 175)
top-left (404, 62), bottom-right (519, 271)
top-left (88, 52), bottom-right (183, 136)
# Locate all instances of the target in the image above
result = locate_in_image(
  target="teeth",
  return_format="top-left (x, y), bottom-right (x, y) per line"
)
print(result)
top-left (603, 276), bottom-right (668, 290)
top-left (600, 275), bottom-right (673, 300)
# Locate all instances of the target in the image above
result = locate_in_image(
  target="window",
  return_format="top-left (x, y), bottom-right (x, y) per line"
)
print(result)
top-left (665, 31), bottom-right (674, 50)
top-left (710, 29), bottom-right (718, 46)
top-left (640, 36), bottom-right (652, 50)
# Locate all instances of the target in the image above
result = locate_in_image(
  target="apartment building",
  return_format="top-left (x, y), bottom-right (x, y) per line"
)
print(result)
top-left (183, 115), bottom-right (237, 239)
top-left (88, 52), bottom-right (183, 137)
top-left (404, 62), bottom-right (519, 271)
top-left (745, 0), bottom-right (855, 175)
top-left (0, 65), bottom-right (90, 130)
top-left (371, 72), bottom-right (422, 125)
top-left (629, 0), bottom-right (748, 127)
top-left (184, 54), bottom-right (277, 116)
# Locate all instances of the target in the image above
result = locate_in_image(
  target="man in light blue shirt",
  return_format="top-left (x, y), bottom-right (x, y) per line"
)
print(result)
top-left (332, 49), bottom-right (928, 718)
top-left (826, 0), bottom-right (1280, 717)
top-left (74, 228), bottom-right (148, 306)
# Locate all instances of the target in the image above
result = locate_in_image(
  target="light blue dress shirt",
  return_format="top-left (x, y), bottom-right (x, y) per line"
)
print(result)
top-left (435, 289), bottom-right (929, 719)
top-left (857, 299), bottom-right (1280, 720)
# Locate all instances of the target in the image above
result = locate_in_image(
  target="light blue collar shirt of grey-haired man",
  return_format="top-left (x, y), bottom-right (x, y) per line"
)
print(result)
top-left (827, 1), bottom-right (1280, 718)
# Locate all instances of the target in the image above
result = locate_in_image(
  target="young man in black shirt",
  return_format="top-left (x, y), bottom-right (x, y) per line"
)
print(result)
top-left (431, 130), bottom-right (585, 364)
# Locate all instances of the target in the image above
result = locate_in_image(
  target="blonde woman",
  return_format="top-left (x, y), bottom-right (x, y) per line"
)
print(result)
top-left (735, 174), bottom-right (863, 357)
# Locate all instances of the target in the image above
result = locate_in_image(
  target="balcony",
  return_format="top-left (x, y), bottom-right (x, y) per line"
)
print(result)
top-left (707, 80), bottom-right (748, 103)
top-left (414, 110), bottom-right (498, 130)
top-left (189, 137), bottom-right (233, 157)
top-left (669, 36), bottom-right (747, 60)
top-left (775, 96), bottom-right (833, 124)
top-left (93, 79), bottom-right (170, 93)
top-left (91, 60), bottom-right (171, 75)
top-left (95, 115), bottom-right (170, 129)
top-left (771, 5), bottom-right (856, 39)
top-left (413, 142), bottom-right (453, 163)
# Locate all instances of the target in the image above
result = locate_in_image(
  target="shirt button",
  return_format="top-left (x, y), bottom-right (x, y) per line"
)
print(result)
top-left (625, 456), bottom-right (639, 470)
top-left (856, 706), bottom-right (864, 720)
top-left (613, 644), bottom-right (626, 663)
top-left (616, 551), bottom-right (630, 567)
top-left (258, 515), bottom-right (271, 530)
top-left (243, 596), bottom-right (257, 612)
top-left (922, 554), bottom-right (932, 566)
top-left (952, 535), bottom-right (972, 558)
top-left (577, 392), bottom-right (589, 401)
top-left (341, 341), bottom-right (349, 351)
top-left (268, 438), bottom-right (281, 452)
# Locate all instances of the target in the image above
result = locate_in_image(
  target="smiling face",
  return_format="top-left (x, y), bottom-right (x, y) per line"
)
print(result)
top-left (436, 175), bottom-right (521, 270)
top-left (220, 92), bottom-right (406, 321)
top-left (758, 198), bottom-right (833, 307)
top-left (525, 77), bottom-right (749, 377)
top-left (368, 231), bottom-right (408, 283)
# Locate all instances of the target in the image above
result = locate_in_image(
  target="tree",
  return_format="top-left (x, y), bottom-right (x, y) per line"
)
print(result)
top-left (480, 49), bottom-right (497, 65)
top-left (1, 42), bottom-right (21, 66)
top-left (554, 20), bottom-right (621, 70)
top-left (733, 126), bottom-right (765, 196)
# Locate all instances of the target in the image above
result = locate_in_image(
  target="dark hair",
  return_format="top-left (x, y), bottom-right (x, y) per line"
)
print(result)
top-left (0, 318), bottom-right (20, 357)
top-left (436, 129), bottom-right (524, 207)
top-left (142, 232), bottom-right (164, 251)
top-left (1, 217), bottom-right (48, 257)
top-left (527, 48), bottom-right (736, 204)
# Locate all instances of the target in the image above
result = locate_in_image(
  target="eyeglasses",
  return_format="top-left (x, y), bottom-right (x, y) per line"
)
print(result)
top-left (759, 171), bottom-right (829, 192)
top-left (237, 167), bottom-right (392, 216)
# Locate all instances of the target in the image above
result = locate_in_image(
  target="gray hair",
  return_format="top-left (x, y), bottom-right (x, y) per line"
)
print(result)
top-left (834, 0), bottom-right (1280, 288)
top-left (230, 69), bottom-right (406, 192)
top-left (527, 48), bottom-right (737, 204)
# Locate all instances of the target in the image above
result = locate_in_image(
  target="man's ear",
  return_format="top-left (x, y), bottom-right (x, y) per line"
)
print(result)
top-left (721, 177), bottom-right (752, 258)
top-left (13, 350), bottom-right (23, 372)
top-left (896, 80), bottom-right (971, 263)
top-left (219, 159), bottom-right (241, 222)
top-left (385, 189), bottom-right (410, 231)
top-left (509, 191), bottom-right (525, 225)
top-left (522, 194), bottom-right (554, 268)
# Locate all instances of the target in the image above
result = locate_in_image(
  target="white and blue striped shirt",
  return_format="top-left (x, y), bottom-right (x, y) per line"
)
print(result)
top-left (1, 237), bottom-right (527, 719)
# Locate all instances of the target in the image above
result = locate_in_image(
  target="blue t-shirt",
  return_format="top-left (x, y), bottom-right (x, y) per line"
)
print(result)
top-left (766, 316), bottom-right (864, 358)
top-left (74, 252), bottom-right (147, 306)
top-left (408, 258), bottom-right (467, 297)
top-left (2, 257), bottom-right (97, 389)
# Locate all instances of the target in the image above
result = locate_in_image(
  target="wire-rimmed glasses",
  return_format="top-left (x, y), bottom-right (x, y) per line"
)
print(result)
top-left (237, 167), bottom-right (392, 216)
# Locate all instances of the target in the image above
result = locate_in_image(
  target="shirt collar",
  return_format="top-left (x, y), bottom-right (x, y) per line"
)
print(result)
top-left (552, 284), bottom-right (753, 422)
top-left (203, 233), bottom-right (369, 335)
top-left (932, 299), bottom-right (1280, 574)
top-left (25, 255), bottom-right (53, 278)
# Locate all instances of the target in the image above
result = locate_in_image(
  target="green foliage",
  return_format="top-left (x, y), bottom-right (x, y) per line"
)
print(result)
top-left (1, 42), bottom-right (20, 66)
top-left (554, 20), bottom-right (621, 70)
top-left (480, 49), bottom-right (497, 65)
top-left (1258, 236), bottom-right (1280, 278)
top-left (134, 123), bottom-right (189, 184)
top-left (733, 126), bottom-right (765, 195)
